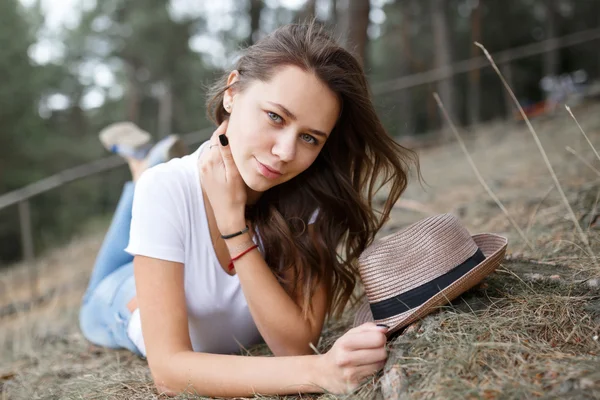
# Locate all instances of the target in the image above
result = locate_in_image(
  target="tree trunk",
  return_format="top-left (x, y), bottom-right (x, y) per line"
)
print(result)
top-left (468, 2), bottom-right (481, 126)
top-left (330, 0), bottom-right (337, 25)
top-left (397, 0), bottom-right (414, 135)
top-left (299, 0), bottom-right (317, 22)
top-left (496, 1), bottom-right (516, 120)
top-left (157, 80), bottom-right (173, 138)
top-left (543, 0), bottom-right (560, 78)
top-left (248, 0), bottom-right (264, 46)
top-left (501, 63), bottom-right (516, 119)
top-left (430, 0), bottom-right (456, 134)
top-left (345, 0), bottom-right (370, 66)
top-left (125, 63), bottom-right (140, 124)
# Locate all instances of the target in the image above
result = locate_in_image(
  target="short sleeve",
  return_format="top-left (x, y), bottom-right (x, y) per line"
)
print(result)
top-left (124, 166), bottom-right (186, 263)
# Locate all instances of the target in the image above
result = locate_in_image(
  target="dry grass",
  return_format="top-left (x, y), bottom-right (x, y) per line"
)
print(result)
top-left (3, 102), bottom-right (600, 399)
top-left (384, 260), bottom-right (600, 399)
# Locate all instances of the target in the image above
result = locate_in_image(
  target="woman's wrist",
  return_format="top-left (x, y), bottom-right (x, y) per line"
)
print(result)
top-left (218, 218), bottom-right (247, 238)
top-left (307, 355), bottom-right (327, 393)
top-left (223, 231), bottom-right (253, 251)
top-left (225, 237), bottom-right (255, 254)
top-left (220, 225), bottom-right (249, 240)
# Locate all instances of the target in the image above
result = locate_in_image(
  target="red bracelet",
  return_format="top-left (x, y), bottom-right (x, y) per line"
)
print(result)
top-left (228, 244), bottom-right (258, 271)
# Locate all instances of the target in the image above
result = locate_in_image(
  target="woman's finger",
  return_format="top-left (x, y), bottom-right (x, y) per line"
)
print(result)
top-left (207, 120), bottom-right (228, 153)
top-left (343, 347), bottom-right (387, 367)
top-left (341, 329), bottom-right (387, 351)
top-left (351, 361), bottom-right (386, 384)
top-left (351, 322), bottom-right (381, 333)
top-left (344, 323), bottom-right (389, 343)
top-left (201, 119), bottom-right (229, 165)
top-left (217, 132), bottom-right (239, 181)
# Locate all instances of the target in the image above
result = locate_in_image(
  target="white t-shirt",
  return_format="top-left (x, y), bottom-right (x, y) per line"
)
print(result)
top-left (124, 140), bottom-right (264, 356)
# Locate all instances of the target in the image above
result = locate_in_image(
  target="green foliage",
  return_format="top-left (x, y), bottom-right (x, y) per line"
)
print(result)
top-left (0, 0), bottom-right (43, 186)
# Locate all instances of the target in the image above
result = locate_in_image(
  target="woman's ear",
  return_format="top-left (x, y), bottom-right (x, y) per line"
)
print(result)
top-left (223, 70), bottom-right (241, 111)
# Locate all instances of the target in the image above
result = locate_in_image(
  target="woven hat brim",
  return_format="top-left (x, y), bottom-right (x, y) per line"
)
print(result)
top-left (353, 233), bottom-right (507, 336)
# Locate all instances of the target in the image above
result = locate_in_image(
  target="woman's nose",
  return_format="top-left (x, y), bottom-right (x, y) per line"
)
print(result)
top-left (271, 132), bottom-right (296, 162)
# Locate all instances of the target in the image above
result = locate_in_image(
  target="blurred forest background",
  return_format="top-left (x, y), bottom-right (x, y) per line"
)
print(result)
top-left (1, 0), bottom-right (600, 266)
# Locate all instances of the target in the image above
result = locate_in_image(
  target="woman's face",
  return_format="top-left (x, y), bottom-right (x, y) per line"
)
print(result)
top-left (223, 65), bottom-right (340, 200)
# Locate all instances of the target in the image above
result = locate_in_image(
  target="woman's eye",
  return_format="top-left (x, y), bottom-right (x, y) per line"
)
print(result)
top-left (267, 112), bottom-right (283, 124)
top-left (301, 133), bottom-right (317, 145)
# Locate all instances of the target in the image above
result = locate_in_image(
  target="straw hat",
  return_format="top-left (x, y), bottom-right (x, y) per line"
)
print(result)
top-left (353, 213), bottom-right (508, 336)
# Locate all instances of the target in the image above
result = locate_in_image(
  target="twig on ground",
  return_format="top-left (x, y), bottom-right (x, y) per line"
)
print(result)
top-left (475, 41), bottom-right (598, 269)
top-left (565, 146), bottom-right (600, 177)
top-left (380, 349), bottom-right (409, 400)
top-left (564, 315), bottom-right (588, 344)
top-left (565, 104), bottom-right (600, 163)
top-left (308, 342), bottom-right (321, 355)
top-left (380, 366), bottom-right (408, 400)
top-left (432, 92), bottom-right (535, 252)
top-left (394, 199), bottom-right (436, 215)
top-left (504, 254), bottom-right (570, 268)
top-left (587, 189), bottom-right (600, 235)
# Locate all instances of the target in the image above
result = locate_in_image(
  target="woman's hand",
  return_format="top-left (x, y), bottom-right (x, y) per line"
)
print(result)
top-left (315, 322), bottom-right (389, 394)
top-left (198, 119), bottom-right (247, 233)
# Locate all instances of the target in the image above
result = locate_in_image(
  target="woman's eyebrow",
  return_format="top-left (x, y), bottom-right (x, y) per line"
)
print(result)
top-left (267, 101), bottom-right (329, 138)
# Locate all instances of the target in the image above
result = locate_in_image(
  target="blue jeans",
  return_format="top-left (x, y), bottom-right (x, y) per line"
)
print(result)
top-left (79, 181), bottom-right (143, 357)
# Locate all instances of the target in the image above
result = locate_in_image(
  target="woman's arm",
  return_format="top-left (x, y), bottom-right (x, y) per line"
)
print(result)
top-left (134, 255), bottom-right (388, 397)
top-left (199, 126), bottom-right (327, 356)
top-left (134, 255), bottom-right (317, 395)
top-left (223, 229), bottom-right (328, 356)
top-left (159, 350), bottom-right (321, 396)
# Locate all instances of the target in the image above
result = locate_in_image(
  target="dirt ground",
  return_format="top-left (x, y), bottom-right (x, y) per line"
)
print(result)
top-left (1, 101), bottom-right (600, 399)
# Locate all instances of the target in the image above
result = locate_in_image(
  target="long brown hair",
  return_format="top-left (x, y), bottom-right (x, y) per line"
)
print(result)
top-left (206, 23), bottom-right (419, 319)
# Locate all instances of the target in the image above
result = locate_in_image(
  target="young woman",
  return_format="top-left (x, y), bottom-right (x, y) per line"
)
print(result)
top-left (79, 23), bottom-right (418, 397)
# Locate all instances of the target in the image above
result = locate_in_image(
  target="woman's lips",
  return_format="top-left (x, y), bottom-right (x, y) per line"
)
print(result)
top-left (255, 158), bottom-right (282, 179)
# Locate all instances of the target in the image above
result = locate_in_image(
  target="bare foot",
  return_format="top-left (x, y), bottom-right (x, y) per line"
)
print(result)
top-left (127, 158), bottom-right (148, 182)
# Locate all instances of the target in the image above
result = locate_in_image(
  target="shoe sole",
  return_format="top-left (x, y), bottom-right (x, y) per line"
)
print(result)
top-left (99, 122), bottom-right (151, 152)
